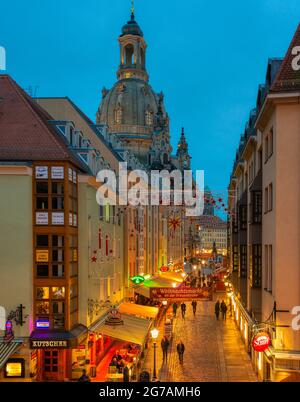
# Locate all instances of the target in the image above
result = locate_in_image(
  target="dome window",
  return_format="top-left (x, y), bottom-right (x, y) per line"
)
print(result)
top-left (114, 105), bottom-right (123, 125)
top-left (145, 109), bottom-right (153, 126)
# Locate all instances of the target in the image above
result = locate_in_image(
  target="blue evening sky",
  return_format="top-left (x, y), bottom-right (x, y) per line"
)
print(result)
top-left (1, 0), bottom-right (299, 200)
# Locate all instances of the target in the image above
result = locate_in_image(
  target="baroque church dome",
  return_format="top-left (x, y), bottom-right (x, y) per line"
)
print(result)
top-left (96, 11), bottom-right (169, 164)
top-left (97, 78), bottom-right (166, 134)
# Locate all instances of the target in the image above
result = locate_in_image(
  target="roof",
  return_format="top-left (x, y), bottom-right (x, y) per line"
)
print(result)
top-left (118, 302), bottom-right (158, 320)
top-left (0, 75), bottom-right (87, 171)
top-left (271, 23), bottom-right (300, 92)
top-left (121, 13), bottom-right (144, 37)
top-left (197, 215), bottom-right (227, 229)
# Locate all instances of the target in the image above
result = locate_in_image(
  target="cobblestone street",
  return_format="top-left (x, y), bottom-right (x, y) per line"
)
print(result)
top-left (142, 297), bottom-right (258, 382)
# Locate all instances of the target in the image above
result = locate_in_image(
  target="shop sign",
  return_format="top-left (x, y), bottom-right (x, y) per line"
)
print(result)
top-left (36, 212), bottom-right (48, 225)
top-left (68, 168), bottom-right (73, 182)
top-left (150, 286), bottom-right (213, 301)
top-left (52, 212), bottom-right (64, 225)
top-left (130, 275), bottom-right (145, 285)
top-left (35, 166), bottom-right (48, 179)
top-left (36, 250), bottom-right (49, 263)
top-left (36, 319), bottom-right (50, 329)
top-left (30, 340), bottom-right (69, 349)
top-left (252, 332), bottom-right (271, 352)
top-left (51, 166), bottom-right (64, 180)
top-left (72, 170), bottom-right (77, 184)
top-left (73, 249), bottom-right (78, 262)
top-left (4, 319), bottom-right (14, 342)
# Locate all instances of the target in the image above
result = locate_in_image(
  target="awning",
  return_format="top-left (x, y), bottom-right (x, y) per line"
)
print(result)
top-left (118, 302), bottom-right (158, 320)
top-left (92, 314), bottom-right (151, 346)
top-left (0, 340), bottom-right (22, 369)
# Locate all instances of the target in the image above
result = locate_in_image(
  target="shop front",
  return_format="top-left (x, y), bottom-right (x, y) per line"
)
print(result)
top-left (89, 311), bottom-right (152, 382)
top-left (30, 324), bottom-right (87, 381)
top-left (0, 340), bottom-right (25, 381)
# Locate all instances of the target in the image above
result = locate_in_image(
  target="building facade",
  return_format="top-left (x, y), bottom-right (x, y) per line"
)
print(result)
top-left (228, 24), bottom-right (300, 382)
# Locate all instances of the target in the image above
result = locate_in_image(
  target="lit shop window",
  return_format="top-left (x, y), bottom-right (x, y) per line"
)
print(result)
top-left (52, 287), bottom-right (65, 299)
top-left (36, 287), bottom-right (49, 300)
top-left (5, 360), bottom-right (24, 378)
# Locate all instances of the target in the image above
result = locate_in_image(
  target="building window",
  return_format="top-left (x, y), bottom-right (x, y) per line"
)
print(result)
top-left (114, 106), bottom-right (123, 124)
top-left (264, 136), bottom-right (269, 163)
top-left (239, 245), bottom-right (247, 278)
top-left (264, 245), bottom-right (273, 293)
top-left (252, 244), bottom-right (262, 288)
top-left (239, 205), bottom-right (247, 230)
top-left (145, 110), bottom-right (153, 126)
top-left (264, 187), bottom-right (268, 214)
top-left (269, 128), bottom-right (273, 157)
top-left (4, 359), bottom-right (25, 378)
top-left (251, 191), bottom-right (262, 223)
top-left (268, 183), bottom-right (273, 211)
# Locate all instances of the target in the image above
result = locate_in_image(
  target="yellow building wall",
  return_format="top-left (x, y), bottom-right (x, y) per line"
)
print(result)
top-left (0, 170), bottom-right (33, 338)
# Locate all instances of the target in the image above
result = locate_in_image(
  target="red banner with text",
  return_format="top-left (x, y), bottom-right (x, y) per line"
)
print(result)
top-left (150, 287), bottom-right (213, 301)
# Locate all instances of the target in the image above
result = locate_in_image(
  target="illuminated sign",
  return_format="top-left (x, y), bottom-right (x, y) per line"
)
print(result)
top-left (252, 332), bottom-right (271, 352)
top-left (130, 276), bottom-right (145, 285)
top-left (36, 319), bottom-right (50, 329)
top-left (160, 266), bottom-right (169, 273)
top-left (4, 319), bottom-right (14, 342)
top-left (30, 340), bottom-right (68, 349)
top-left (36, 250), bottom-right (49, 263)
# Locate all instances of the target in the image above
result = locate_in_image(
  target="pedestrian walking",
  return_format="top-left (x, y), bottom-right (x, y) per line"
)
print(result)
top-left (172, 302), bottom-right (178, 317)
top-left (221, 300), bottom-right (228, 321)
top-left (191, 300), bottom-right (197, 317)
top-left (215, 300), bottom-right (220, 320)
top-left (161, 336), bottom-right (170, 363)
top-left (176, 340), bottom-right (185, 364)
top-left (180, 302), bottom-right (186, 319)
top-left (78, 369), bottom-right (91, 382)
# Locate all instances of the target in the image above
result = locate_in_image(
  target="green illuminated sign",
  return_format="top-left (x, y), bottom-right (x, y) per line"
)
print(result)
top-left (130, 276), bottom-right (145, 285)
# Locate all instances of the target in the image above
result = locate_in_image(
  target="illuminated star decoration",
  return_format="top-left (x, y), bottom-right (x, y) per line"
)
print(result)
top-left (91, 255), bottom-right (97, 263)
top-left (168, 216), bottom-right (181, 231)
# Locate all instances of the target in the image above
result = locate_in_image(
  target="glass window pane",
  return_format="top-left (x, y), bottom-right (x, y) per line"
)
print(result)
top-left (36, 182), bottom-right (48, 194)
top-left (36, 235), bottom-right (48, 247)
top-left (52, 197), bottom-right (64, 210)
top-left (36, 197), bottom-right (48, 210)
top-left (52, 287), bottom-right (65, 299)
top-left (36, 287), bottom-right (49, 299)
top-left (36, 265), bottom-right (49, 277)
top-left (52, 264), bottom-right (64, 277)
top-left (36, 301), bottom-right (50, 315)
top-left (52, 182), bottom-right (64, 195)
top-left (52, 235), bottom-right (64, 247)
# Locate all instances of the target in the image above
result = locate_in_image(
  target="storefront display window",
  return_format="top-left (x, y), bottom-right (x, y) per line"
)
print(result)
top-left (4, 359), bottom-right (25, 378)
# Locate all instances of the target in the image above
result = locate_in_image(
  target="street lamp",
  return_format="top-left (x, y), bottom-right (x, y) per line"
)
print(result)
top-left (151, 328), bottom-right (159, 381)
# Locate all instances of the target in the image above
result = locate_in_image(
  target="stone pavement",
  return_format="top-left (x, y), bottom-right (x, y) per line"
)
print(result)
top-left (141, 298), bottom-right (258, 382)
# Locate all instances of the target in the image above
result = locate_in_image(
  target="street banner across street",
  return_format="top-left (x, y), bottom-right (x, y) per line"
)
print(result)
top-left (150, 286), bottom-right (213, 301)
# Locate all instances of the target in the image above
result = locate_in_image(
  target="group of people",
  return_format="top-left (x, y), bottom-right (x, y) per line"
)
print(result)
top-left (214, 300), bottom-right (228, 321)
top-left (172, 300), bottom-right (198, 319)
top-left (161, 336), bottom-right (185, 365)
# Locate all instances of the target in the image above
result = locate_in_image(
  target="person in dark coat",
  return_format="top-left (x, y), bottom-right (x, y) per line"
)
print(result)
top-left (221, 300), bottom-right (228, 321)
top-left (215, 300), bottom-right (220, 320)
top-left (172, 302), bottom-right (178, 317)
top-left (161, 336), bottom-right (170, 363)
top-left (176, 340), bottom-right (185, 364)
top-left (180, 302), bottom-right (187, 319)
top-left (191, 300), bottom-right (197, 317)
top-left (123, 365), bottom-right (130, 382)
top-left (78, 369), bottom-right (91, 382)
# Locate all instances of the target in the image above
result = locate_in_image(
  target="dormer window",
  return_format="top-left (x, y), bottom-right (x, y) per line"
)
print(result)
top-left (69, 127), bottom-right (74, 146)
top-left (114, 105), bottom-right (123, 124)
top-left (145, 109), bottom-right (153, 126)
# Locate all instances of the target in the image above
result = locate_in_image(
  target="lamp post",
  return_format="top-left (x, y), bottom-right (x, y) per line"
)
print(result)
top-left (150, 328), bottom-right (159, 381)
